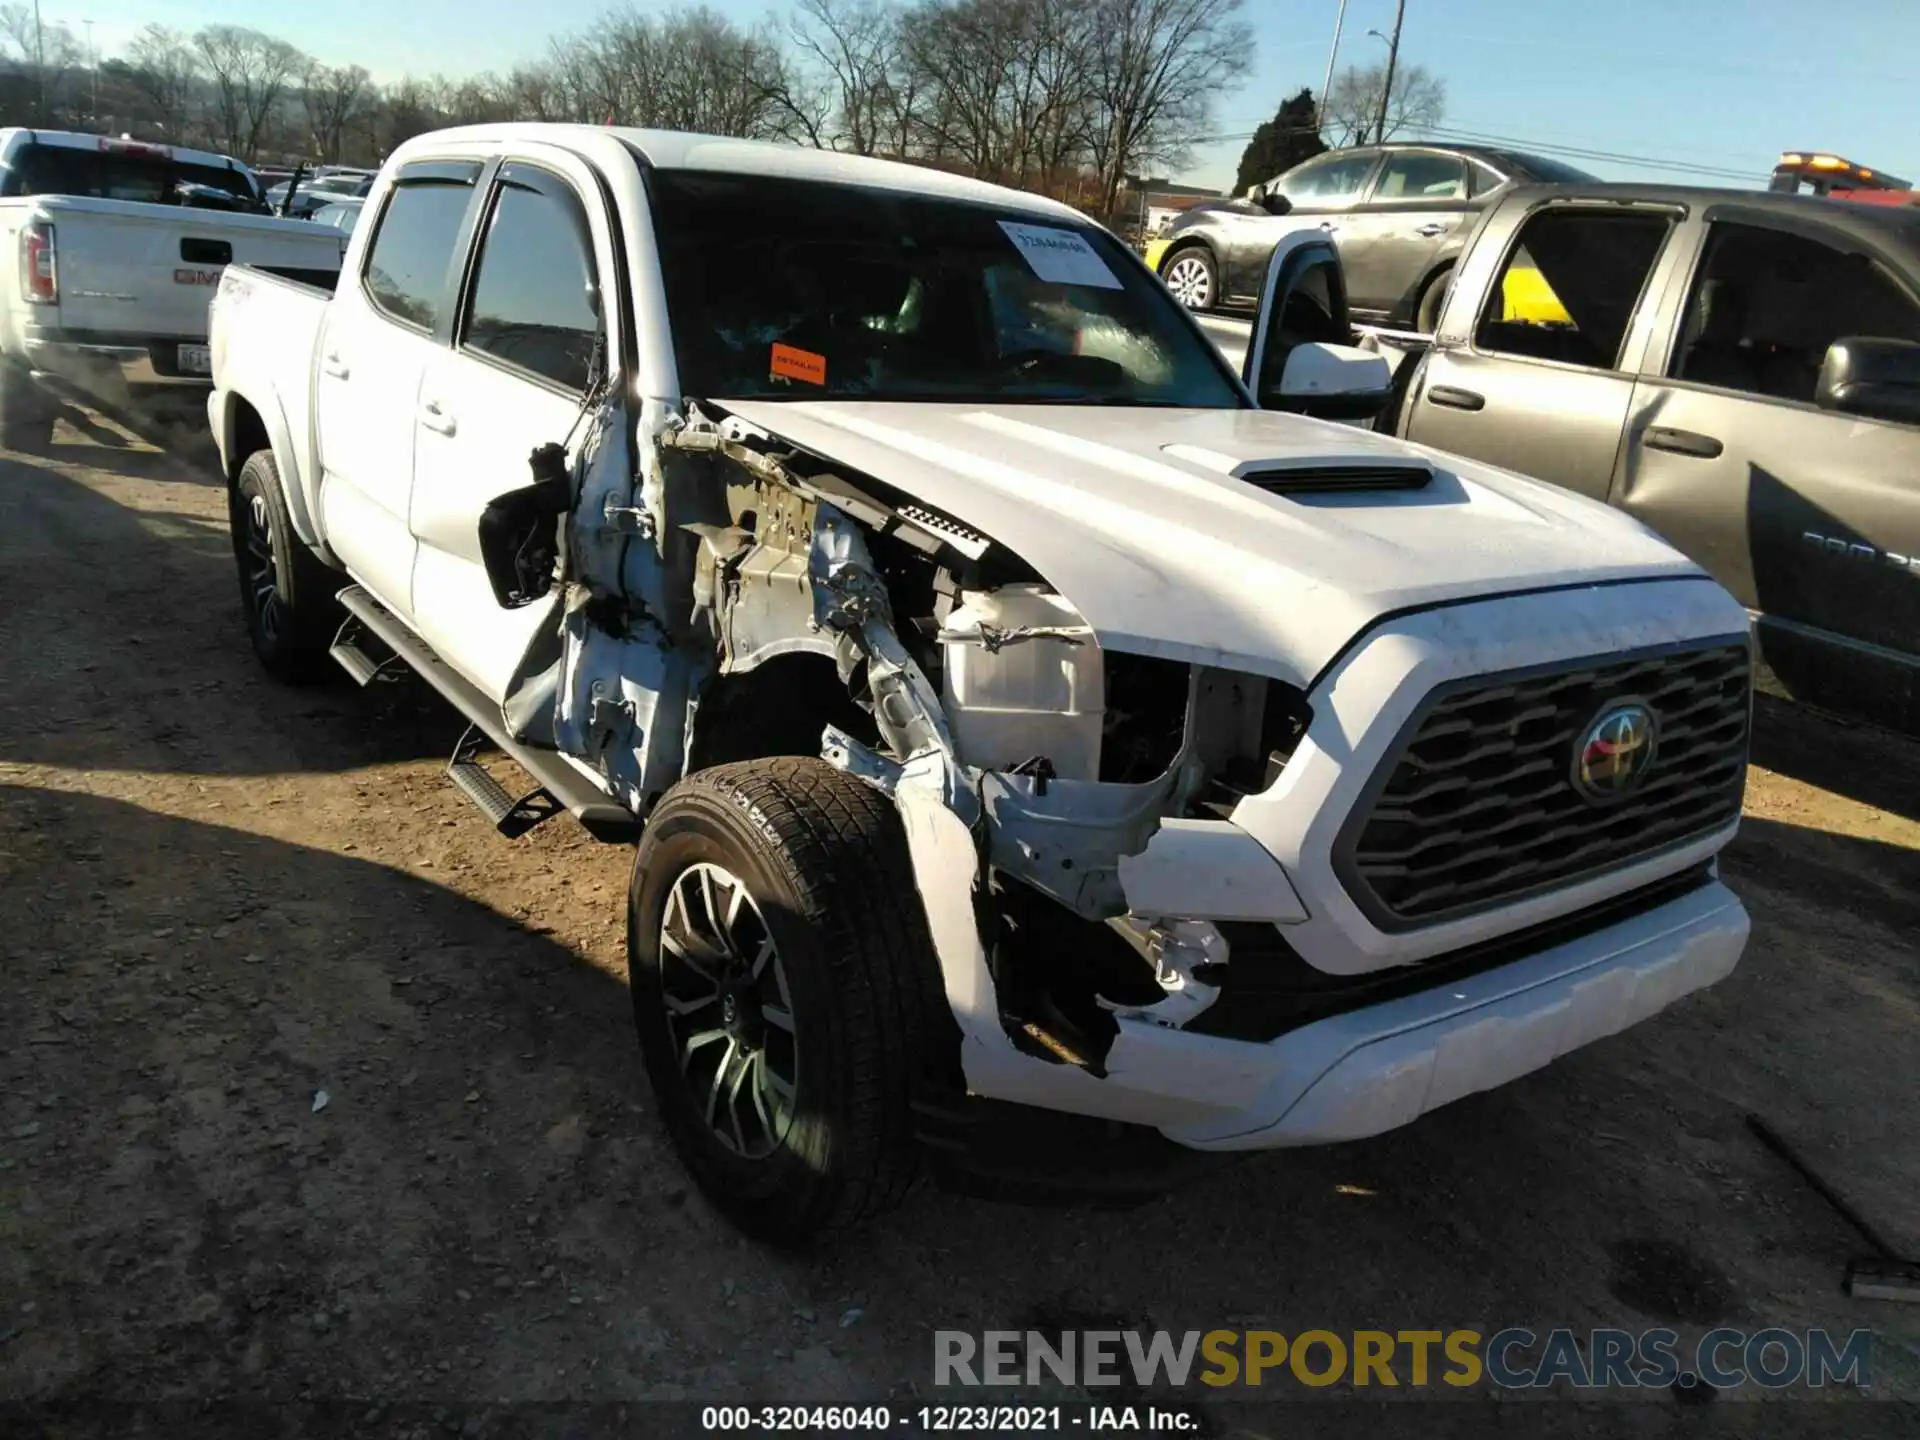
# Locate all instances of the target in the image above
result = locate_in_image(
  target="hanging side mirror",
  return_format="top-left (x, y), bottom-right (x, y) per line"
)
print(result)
top-left (1243, 234), bottom-right (1391, 422)
top-left (1269, 344), bottom-right (1394, 420)
top-left (478, 442), bottom-right (572, 609)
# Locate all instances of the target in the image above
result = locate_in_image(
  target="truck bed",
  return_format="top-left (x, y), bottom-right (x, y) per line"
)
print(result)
top-left (209, 263), bottom-right (334, 495)
top-left (0, 194), bottom-right (345, 345)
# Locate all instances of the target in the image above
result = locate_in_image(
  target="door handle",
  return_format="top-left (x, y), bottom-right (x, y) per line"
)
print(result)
top-left (1415, 222), bottom-right (1447, 238)
top-left (419, 399), bottom-right (457, 437)
top-left (321, 352), bottom-right (349, 379)
top-left (1428, 385), bottom-right (1485, 412)
top-left (1643, 426), bottom-right (1723, 459)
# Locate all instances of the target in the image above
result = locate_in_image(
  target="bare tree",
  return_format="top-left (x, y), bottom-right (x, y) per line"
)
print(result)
top-left (552, 6), bottom-right (798, 139)
top-left (1322, 60), bottom-right (1443, 146)
top-left (786, 0), bottom-right (900, 154)
top-left (303, 63), bottom-right (370, 164)
top-left (195, 25), bottom-right (307, 161)
top-left (372, 76), bottom-right (438, 158)
top-left (123, 25), bottom-right (204, 142)
top-left (0, 4), bottom-right (85, 124)
top-left (1084, 0), bottom-right (1251, 219)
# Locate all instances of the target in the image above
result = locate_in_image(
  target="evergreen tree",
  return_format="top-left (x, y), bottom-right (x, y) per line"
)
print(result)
top-left (1233, 87), bottom-right (1326, 194)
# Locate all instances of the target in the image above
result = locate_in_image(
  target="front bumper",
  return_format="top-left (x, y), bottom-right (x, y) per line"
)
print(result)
top-left (948, 872), bottom-right (1747, 1150)
top-left (23, 331), bottom-right (210, 391)
top-left (1159, 876), bottom-right (1747, 1148)
top-left (900, 578), bottom-right (1755, 1151)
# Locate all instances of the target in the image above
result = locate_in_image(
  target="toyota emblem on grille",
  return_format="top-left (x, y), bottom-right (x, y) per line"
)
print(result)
top-left (1573, 701), bottom-right (1659, 802)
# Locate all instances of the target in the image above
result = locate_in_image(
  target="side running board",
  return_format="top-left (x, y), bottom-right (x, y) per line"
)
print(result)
top-left (330, 586), bottom-right (638, 841)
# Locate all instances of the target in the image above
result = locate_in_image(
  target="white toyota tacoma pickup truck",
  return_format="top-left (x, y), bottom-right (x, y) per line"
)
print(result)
top-left (0, 128), bottom-right (344, 444)
top-left (207, 124), bottom-right (1754, 1242)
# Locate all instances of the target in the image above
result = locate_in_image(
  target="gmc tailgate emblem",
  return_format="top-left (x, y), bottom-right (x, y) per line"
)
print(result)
top-left (174, 267), bottom-right (224, 285)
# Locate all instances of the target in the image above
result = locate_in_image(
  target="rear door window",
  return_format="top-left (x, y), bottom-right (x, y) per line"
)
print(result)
top-left (1371, 152), bottom-right (1469, 203)
top-left (1671, 220), bottom-right (1920, 403)
top-left (1477, 209), bottom-right (1671, 369)
top-left (0, 142), bottom-right (259, 206)
top-left (362, 170), bottom-right (480, 333)
top-left (460, 169), bottom-right (603, 393)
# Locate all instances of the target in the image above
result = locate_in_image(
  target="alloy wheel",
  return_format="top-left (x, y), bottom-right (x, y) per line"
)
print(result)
top-left (657, 861), bottom-right (799, 1160)
top-left (1164, 253), bottom-right (1214, 310)
top-left (244, 492), bottom-right (281, 646)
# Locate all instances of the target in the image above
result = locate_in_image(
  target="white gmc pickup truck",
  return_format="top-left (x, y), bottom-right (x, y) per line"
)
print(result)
top-left (207, 124), bottom-right (1754, 1242)
top-left (0, 128), bottom-right (343, 444)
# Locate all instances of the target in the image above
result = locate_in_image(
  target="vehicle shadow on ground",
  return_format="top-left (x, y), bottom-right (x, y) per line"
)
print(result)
top-left (0, 451), bottom-right (453, 776)
top-left (1749, 692), bottom-right (1920, 825)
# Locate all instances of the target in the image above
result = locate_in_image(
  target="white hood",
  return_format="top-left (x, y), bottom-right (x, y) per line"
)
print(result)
top-left (718, 401), bottom-right (1706, 688)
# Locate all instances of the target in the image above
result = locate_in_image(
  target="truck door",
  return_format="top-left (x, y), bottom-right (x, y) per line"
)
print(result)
top-left (408, 155), bottom-right (613, 704)
top-left (1338, 149), bottom-right (1473, 322)
top-left (313, 159), bottom-right (485, 616)
top-left (1619, 210), bottom-right (1920, 728)
top-left (1406, 201), bottom-right (1678, 501)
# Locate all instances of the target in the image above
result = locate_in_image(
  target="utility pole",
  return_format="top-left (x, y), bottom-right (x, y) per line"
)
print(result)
top-left (1372, 0), bottom-right (1406, 146)
top-left (1318, 0), bottom-right (1350, 127)
top-left (84, 19), bottom-right (96, 124)
top-left (32, 0), bottom-right (44, 119)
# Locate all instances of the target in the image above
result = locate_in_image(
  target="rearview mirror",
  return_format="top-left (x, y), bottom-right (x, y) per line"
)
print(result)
top-left (1816, 336), bottom-right (1920, 426)
top-left (1271, 342), bottom-right (1394, 421)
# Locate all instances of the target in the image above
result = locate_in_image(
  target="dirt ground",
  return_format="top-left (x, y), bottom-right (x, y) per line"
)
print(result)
top-left (2, 403), bottom-right (1917, 1436)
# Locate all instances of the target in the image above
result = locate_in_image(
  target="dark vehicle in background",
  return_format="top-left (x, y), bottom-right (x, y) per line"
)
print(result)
top-left (1377, 184), bottom-right (1920, 734)
top-left (1146, 143), bottom-right (1595, 325)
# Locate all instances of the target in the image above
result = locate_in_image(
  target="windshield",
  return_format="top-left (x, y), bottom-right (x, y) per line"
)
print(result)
top-left (648, 170), bottom-right (1245, 408)
top-left (1, 143), bottom-right (261, 207)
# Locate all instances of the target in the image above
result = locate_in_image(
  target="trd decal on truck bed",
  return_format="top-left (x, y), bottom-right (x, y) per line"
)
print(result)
top-left (1802, 530), bottom-right (1920, 573)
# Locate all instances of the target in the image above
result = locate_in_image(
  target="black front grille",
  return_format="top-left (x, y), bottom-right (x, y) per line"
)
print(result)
top-left (1338, 641), bottom-right (1751, 929)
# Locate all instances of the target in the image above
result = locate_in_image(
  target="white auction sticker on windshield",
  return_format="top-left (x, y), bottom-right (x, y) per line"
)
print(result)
top-left (998, 221), bottom-right (1122, 290)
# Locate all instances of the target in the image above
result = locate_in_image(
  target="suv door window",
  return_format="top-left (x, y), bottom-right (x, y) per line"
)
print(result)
top-left (1671, 221), bottom-right (1920, 404)
top-left (1476, 209), bottom-right (1670, 369)
top-left (1371, 152), bottom-right (1468, 202)
top-left (1275, 151), bottom-right (1376, 207)
top-left (461, 171), bottom-right (603, 392)
top-left (362, 173), bottom-right (478, 332)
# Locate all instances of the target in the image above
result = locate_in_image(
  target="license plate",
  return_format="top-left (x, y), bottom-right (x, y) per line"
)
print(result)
top-left (177, 343), bottom-right (211, 375)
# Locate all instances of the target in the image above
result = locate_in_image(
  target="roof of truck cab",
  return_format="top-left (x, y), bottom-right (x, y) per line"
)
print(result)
top-left (398, 123), bottom-right (1089, 224)
top-left (1505, 181), bottom-right (1920, 250)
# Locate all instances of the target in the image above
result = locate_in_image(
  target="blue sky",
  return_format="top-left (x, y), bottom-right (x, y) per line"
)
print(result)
top-left (61, 0), bottom-right (1920, 191)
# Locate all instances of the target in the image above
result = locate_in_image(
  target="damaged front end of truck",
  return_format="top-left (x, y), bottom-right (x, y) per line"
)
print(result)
top-left (499, 391), bottom-right (1324, 1138)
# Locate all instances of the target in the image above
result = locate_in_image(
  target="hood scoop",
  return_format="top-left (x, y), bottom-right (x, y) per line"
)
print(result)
top-left (1236, 463), bottom-right (1434, 495)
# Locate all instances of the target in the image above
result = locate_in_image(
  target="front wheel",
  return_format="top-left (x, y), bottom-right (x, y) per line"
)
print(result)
top-left (1161, 246), bottom-right (1218, 312)
top-left (229, 450), bottom-right (342, 682)
top-left (627, 758), bottom-right (956, 1245)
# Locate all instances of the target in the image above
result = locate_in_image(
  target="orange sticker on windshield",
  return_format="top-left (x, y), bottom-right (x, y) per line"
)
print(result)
top-left (771, 343), bottom-right (827, 386)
